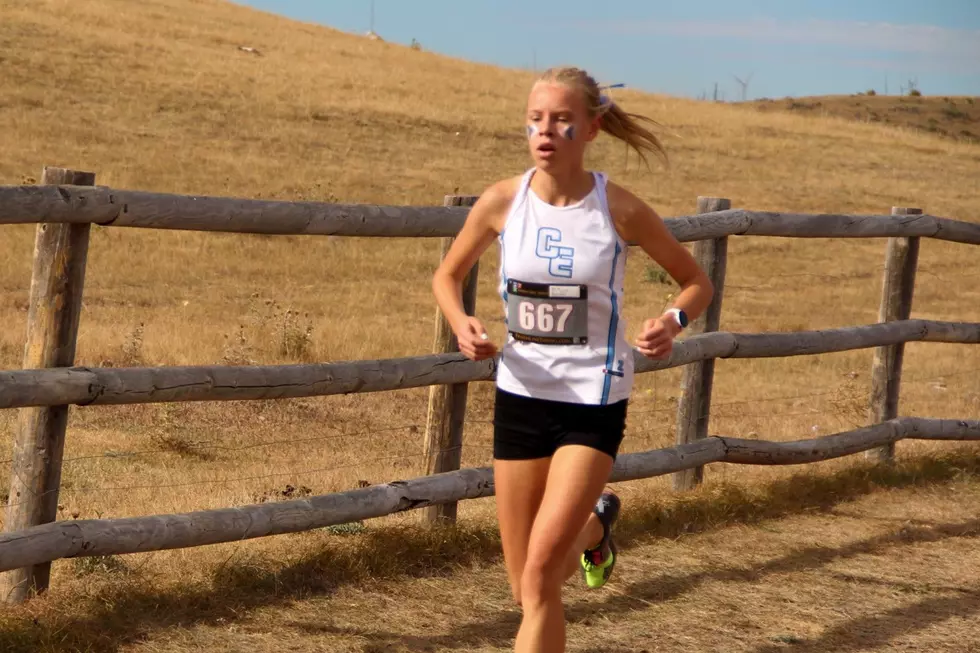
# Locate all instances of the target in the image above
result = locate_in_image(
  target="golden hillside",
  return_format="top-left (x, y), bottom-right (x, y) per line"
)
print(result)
top-left (1, 1), bottom-right (979, 651)
top-left (748, 93), bottom-right (980, 144)
top-left (1, 0), bottom-right (978, 508)
top-left (2, 0), bottom-right (978, 213)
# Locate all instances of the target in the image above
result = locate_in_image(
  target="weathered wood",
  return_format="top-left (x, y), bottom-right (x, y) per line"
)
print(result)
top-left (867, 208), bottom-right (921, 463)
top-left (0, 467), bottom-right (497, 574)
top-left (674, 197), bottom-right (730, 491)
top-left (2, 168), bottom-right (94, 604)
top-left (0, 354), bottom-right (498, 409)
top-left (634, 319), bottom-right (980, 374)
top-left (1, 185), bottom-right (978, 243)
top-left (615, 438), bottom-right (728, 483)
top-left (0, 320), bottom-right (976, 410)
top-left (0, 417), bottom-right (976, 574)
top-left (0, 185), bottom-right (469, 236)
top-left (721, 418), bottom-right (980, 465)
top-left (423, 195), bottom-right (479, 524)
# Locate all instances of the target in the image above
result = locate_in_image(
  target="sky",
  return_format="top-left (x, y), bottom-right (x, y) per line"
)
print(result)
top-left (236, 1), bottom-right (980, 100)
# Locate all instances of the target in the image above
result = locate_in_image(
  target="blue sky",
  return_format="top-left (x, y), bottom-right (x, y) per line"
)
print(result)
top-left (236, 1), bottom-right (979, 99)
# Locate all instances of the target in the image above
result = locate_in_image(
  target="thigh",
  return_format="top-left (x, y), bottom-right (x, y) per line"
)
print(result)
top-left (524, 444), bottom-right (615, 579)
top-left (559, 398), bottom-right (628, 460)
top-left (494, 457), bottom-right (550, 601)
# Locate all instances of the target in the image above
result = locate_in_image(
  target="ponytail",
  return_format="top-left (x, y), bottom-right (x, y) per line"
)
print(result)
top-left (535, 66), bottom-right (668, 169)
top-left (598, 100), bottom-right (668, 169)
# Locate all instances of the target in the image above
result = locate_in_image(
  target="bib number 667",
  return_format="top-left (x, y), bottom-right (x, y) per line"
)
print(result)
top-left (518, 302), bottom-right (573, 333)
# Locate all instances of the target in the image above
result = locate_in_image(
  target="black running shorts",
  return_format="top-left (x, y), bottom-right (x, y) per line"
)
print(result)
top-left (492, 387), bottom-right (628, 461)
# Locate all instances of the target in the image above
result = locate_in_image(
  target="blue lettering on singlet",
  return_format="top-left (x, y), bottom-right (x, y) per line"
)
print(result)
top-left (535, 227), bottom-right (574, 278)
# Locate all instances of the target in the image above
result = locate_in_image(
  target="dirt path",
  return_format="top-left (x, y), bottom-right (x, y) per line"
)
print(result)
top-left (109, 463), bottom-right (980, 652)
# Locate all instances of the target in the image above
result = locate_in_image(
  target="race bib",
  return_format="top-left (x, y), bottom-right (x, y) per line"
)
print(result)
top-left (506, 279), bottom-right (588, 345)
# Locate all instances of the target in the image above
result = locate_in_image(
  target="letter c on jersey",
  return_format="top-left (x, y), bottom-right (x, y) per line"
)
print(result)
top-left (535, 227), bottom-right (574, 278)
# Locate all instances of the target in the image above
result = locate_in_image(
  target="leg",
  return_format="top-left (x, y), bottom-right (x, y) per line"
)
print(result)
top-left (492, 387), bottom-right (555, 606)
top-left (494, 457), bottom-right (550, 606)
top-left (561, 488), bottom-right (613, 582)
top-left (516, 445), bottom-right (614, 653)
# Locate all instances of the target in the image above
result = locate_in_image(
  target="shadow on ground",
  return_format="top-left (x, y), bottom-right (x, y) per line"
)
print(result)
top-left (1, 448), bottom-right (978, 652)
top-left (299, 515), bottom-right (979, 651)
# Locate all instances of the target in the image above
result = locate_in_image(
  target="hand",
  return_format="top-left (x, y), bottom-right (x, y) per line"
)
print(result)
top-left (635, 316), bottom-right (681, 360)
top-left (454, 316), bottom-right (498, 361)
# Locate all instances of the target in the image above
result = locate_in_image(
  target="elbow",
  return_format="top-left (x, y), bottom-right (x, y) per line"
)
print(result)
top-left (432, 267), bottom-right (455, 300)
top-left (702, 272), bottom-right (715, 302)
top-left (683, 270), bottom-right (714, 301)
top-left (431, 269), bottom-right (445, 298)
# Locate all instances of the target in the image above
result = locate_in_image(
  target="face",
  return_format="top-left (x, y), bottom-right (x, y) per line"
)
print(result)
top-left (525, 81), bottom-right (599, 170)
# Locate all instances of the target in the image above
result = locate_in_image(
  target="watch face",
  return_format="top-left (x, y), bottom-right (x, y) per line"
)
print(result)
top-left (677, 310), bottom-right (689, 327)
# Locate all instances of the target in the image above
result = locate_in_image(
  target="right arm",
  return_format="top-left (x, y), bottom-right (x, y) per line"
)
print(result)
top-left (431, 178), bottom-right (517, 361)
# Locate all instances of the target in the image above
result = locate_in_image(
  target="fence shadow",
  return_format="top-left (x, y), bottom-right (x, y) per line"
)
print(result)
top-left (1, 448), bottom-right (978, 652)
top-left (282, 508), bottom-right (980, 650)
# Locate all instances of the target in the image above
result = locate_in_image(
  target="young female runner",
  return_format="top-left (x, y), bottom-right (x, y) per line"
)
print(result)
top-left (432, 66), bottom-right (714, 652)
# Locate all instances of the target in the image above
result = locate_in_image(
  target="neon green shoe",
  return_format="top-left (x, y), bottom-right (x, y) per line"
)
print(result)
top-left (580, 491), bottom-right (621, 589)
top-left (581, 537), bottom-right (617, 589)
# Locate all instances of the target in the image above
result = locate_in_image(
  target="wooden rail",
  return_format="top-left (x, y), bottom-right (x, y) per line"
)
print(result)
top-left (0, 320), bottom-right (976, 410)
top-left (868, 208), bottom-right (921, 462)
top-left (675, 197), bottom-right (729, 490)
top-left (3, 168), bottom-right (979, 604)
top-left (1, 169), bottom-right (95, 603)
top-left (1, 184), bottom-right (979, 243)
top-left (423, 195), bottom-right (480, 523)
top-left (0, 417), bottom-right (976, 574)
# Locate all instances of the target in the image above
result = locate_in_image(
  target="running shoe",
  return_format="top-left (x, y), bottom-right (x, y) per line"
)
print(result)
top-left (581, 491), bottom-right (620, 589)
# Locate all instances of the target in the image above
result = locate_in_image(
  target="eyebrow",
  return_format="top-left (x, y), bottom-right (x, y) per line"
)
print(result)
top-left (527, 108), bottom-right (575, 117)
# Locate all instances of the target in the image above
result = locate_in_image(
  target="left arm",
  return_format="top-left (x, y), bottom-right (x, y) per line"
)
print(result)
top-left (607, 182), bottom-right (715, 359)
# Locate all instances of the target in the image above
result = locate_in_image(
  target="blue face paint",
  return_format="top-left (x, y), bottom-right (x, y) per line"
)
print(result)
top-left (526, 122), bottom-right (575, 140)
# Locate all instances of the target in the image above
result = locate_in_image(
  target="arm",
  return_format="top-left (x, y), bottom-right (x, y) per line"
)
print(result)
top-left (607, 182), bottom-right (715, 359)
top-left (431, 178), bottom-right (517, 360)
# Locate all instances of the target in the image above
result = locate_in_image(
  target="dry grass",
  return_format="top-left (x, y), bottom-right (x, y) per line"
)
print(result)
top-left (0, 0), bottom-right (979, 649)
top-left (747, 93), bottom-right (980, 144)
top-left (1, 449), bottom-right (979, 652)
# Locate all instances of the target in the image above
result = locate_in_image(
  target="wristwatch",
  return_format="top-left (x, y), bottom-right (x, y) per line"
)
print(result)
top-left (665, 308), bottom-right (688, 330)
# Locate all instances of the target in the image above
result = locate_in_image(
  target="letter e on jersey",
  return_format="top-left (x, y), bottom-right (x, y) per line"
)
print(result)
top-left (535, 227), bottom-right (574, 278)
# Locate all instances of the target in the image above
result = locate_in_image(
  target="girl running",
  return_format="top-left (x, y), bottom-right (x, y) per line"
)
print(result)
top-left (431, 66), bottom-right (714, 653)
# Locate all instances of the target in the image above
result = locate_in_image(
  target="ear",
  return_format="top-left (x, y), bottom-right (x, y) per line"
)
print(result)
top-left (585, 114), bottom-right (602, 142)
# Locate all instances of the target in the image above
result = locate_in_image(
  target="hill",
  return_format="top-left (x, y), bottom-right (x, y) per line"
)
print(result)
top-left (748, 93), bottom-right (980, 144)
top-left (0, 1), bottom-right (979, 651)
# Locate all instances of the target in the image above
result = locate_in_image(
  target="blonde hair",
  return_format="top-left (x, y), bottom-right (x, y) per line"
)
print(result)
top-left (534, 66), bottom-right (668, 168)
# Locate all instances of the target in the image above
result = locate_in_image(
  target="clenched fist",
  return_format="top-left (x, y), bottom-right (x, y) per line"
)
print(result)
top-left (454, 316), bottom-right (498, 361)
top-left (635, 316), bottom-right (681, 360)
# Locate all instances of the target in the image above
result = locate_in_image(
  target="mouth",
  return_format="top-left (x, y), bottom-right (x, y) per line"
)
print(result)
top-left (536, 142), bottom-right (557, 155)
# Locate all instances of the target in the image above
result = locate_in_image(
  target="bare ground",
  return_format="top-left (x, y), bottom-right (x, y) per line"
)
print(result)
top-left (2, 448), bottom-right (979, 652)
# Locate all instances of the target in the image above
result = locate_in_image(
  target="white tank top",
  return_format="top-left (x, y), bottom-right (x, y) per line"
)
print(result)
top-left (496, 168), bottom-right (634, 405)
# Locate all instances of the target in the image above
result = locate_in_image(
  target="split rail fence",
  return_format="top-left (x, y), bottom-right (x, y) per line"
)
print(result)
top-left (1, 166), bottom-right (978, 604)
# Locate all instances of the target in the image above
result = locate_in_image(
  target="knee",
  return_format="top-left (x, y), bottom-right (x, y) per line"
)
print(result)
top-left (519, 556), bottom-right (564, 608)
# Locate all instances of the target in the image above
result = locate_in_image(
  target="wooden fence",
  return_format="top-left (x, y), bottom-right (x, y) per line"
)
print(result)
top-left (1, 166), bottom-right (978, 605)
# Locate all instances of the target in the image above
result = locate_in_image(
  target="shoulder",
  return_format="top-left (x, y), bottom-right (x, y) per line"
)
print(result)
top-left (482, 173), bottom-right (524, 211)
top-left (603, 178), bottom-right (658, 242)
top-left (469, 173), bottom-right (526, 233)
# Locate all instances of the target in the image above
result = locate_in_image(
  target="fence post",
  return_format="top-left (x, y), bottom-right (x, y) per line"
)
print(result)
top-left (2, 167), bottom-right (94, 603)
top-left (673, 196), bottom-right (730, 491)
top-left (867, 207), bottom-right (921, 463)
top-left (422, 194), bottom-right (480, 524)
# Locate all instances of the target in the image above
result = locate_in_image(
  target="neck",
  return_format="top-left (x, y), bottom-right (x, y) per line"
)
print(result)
top-left (530, 165), bottom-right (594, 207)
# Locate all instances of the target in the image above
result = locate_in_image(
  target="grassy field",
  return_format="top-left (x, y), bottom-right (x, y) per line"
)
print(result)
top-left (1, 0), bottom-right (979, 650)
top-left (748, 93), bottom-right (980, 144)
